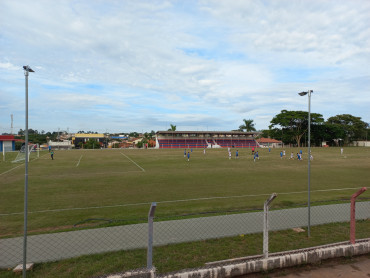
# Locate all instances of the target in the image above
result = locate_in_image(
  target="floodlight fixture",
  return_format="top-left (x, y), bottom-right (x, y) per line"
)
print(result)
top-left (23, 65), bottom-right (35, 73)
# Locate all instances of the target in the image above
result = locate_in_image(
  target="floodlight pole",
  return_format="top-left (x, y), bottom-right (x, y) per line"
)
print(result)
top-left (23, 65), bottom-right (34, 278)
top-left (299, 90), bottom-right (313, 237)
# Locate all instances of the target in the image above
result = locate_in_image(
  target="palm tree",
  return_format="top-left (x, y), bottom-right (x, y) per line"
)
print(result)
top-left (239, 119), bottom-right (256, 132)
top-left (168, 124), bottom-right (176, 131)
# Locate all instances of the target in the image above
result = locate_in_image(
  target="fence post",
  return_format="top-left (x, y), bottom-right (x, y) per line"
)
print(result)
top-left (350, 187), bottom-right (367, 244)
top-left (147, 202), bottom-right (157, 269)
top-left (263, 193), bottom-right (277, 258)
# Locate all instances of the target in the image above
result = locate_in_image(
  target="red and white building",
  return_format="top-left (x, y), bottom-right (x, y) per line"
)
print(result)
top-left (0, 135), bottom-right (21, 152)
top-left (256, 137), bottom-right (283, 148)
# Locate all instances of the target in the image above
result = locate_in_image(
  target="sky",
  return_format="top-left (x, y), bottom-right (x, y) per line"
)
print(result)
top-left (0, 0), bottom-right (369, 134)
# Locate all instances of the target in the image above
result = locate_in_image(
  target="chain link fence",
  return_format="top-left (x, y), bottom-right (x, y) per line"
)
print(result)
top-left (1, 192), bottom-right (369, 275)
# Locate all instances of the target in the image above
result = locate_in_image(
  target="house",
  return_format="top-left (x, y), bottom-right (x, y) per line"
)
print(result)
top-left (256, 137), bottom-right (282, 148)
top-left (0, 135), bottom-right (21, 152)
top-left (48, 140), bottom-right (73, 150)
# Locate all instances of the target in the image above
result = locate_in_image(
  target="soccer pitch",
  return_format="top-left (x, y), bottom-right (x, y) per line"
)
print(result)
top-left (0, 147), bottom-right (369, 237)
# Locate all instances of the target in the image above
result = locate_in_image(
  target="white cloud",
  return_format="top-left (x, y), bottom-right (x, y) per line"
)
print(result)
top-left (0, 62), bottom-right (19, 71)
top-left (0, 0), bottom-right (369, 133)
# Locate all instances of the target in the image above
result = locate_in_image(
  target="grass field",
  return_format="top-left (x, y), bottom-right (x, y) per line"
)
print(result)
top-left (0, 147), bottom-right (369, 238)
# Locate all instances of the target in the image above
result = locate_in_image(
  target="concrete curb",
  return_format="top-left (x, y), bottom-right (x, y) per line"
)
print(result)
top-left (162, 239), bottom-right (370, 278)
top-left (111, 239), bottom-right (370, 278)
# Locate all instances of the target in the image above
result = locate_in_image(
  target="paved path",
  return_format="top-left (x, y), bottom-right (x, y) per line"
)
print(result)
top-left (1, 202), bottom-right (369, 268)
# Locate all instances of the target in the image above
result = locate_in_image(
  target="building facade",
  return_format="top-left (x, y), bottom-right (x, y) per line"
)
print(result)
top-left (72, 133), bottom-right (106, 148)
top-left (155, 131), bottom-right (260, 149)
top-left (0, 135), bottom-right (19, 152)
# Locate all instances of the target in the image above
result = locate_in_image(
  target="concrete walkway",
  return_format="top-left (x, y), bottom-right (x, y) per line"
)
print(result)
top-left (1, 202), bottom-right (369, 268)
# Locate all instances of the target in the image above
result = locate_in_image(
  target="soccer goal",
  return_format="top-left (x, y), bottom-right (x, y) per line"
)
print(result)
top-left (12, 144), bottom-right (38, 163)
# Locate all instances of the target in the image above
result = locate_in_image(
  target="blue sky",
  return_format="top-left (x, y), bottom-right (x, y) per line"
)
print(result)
top-left (0, 0), bottom-right (369, 134)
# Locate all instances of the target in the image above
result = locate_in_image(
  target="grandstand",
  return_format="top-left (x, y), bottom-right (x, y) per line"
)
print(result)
top-left (155, 131), bottom-right (260, 149)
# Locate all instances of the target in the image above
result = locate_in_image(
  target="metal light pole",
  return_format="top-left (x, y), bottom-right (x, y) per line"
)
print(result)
top-left (299, 90), bottom-right (313, 237)
top-left (23, 65), bottom-right (34, 278)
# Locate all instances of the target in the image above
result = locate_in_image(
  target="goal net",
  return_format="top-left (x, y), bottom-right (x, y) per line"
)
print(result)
top-left (12, 144), bottom-right (37, 163)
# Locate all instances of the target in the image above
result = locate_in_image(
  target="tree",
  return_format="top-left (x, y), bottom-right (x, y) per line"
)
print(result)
top-left (238, 119), bottom-right (256, 132)
top-left (136, 140), bottom-right (144, 148)
top-left (269, 110), bottom-right (324, 147)
top-left (84, 138), bottom-right (101, 149)
top-left (143, 132), bottom-right (151, 140)
top-left (326, 114), bottom-right (369, 144)
top-left (316, 123), bottom-right (346, 146)
top-left (260, 129), bottom-right (271, 138)
top-left (168, 124), bottom-right (176, 131)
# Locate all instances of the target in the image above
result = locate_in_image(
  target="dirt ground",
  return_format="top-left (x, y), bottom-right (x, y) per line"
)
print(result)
top-left (241, 254), bottom-right (370, 278)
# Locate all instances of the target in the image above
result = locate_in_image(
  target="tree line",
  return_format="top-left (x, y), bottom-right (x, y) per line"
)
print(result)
top-left (248, 111), bottom-right (369, 147)
top-left (4, 112), bottom-right (368, 149)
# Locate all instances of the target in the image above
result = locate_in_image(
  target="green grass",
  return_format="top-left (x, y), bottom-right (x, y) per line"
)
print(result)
top-left (0, 147), bottom-right (369, 277)
top-left (0, 147), bottom-right (369, 237)
top-left (0, 220), bottom-right (368, 278)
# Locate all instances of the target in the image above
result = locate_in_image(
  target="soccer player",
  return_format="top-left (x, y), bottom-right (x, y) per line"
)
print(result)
top-left (50, 150), bottom-right (54, 160)
top-left (236, 150), bottom-right (239, 159)
top-left (187, 152), bottom-right (190, 161)
top-left (184, 149), bottom-right (186, 157)
top-left (290, 152), bottom-right (294, 160)
top-left (280, 151), bottom-right (283, 159)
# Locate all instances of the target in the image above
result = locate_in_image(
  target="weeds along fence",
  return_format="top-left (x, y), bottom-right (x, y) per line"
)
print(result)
top-left (0, 190), bottom-right (369, 274)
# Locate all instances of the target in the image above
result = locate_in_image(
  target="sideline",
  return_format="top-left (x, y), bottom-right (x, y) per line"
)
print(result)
top-left (0, 187), bottom-right (363, 216)
top-left (120, 152), bottom-right (145, 172)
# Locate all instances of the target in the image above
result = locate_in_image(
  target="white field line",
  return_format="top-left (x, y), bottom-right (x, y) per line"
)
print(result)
top-left (0, 187), bottom-right (363, 216)
top-left (76, 155), bottom-right (83, 167)
top-left (0, 164), bottom-right (24, 176)
top-left (0, 153), bottom-right (48, 176)
top-left (120, 152), bottom-right (145, 172)
top-left (28, 170), bottom-right (143, 178)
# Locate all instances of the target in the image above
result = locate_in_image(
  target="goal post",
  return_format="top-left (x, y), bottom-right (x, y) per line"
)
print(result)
top-left (12, 144), bottom-right (37, 163)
